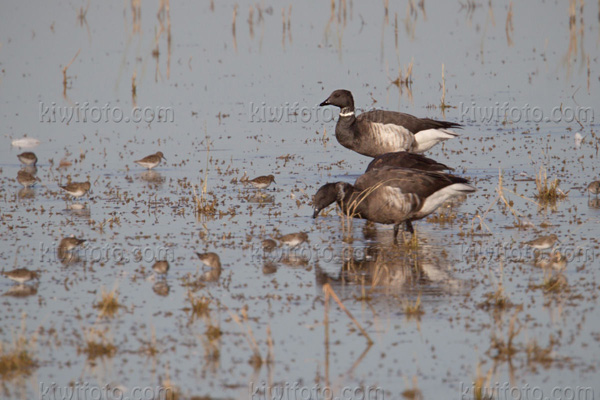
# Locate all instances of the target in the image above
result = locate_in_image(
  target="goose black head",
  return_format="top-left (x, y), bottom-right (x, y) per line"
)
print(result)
top-left (319, 89), bottom-right (355, 110)
top-left (312, 183), bottom-right (339, 218)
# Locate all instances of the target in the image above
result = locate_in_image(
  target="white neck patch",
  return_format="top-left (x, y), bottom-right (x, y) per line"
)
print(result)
top-left (339, 110), bottom-right (355, 117)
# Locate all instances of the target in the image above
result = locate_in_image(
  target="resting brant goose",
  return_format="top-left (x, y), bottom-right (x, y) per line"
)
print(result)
top-left (312, 166), bottom-right (476, 238)
top-left (319, 89), bottom-right (461, 157)
top-left (365, 151), bottom-right (453, 173)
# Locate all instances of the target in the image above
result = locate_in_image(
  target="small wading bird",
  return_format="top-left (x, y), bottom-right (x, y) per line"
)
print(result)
top-left (196, 252), bottom-right (222, 282)
top-left (135, 152), bottom-right (167, 170)
top-left (319, 89), bottom-right (461, 157)
top-left (152, 260), bottom-right (170, 275)
top-left (249, 174), bottom-right (276, 189)
top-left (17, 152), bottom-right (38, 166)
top-left (59, 181), bottom-right (91, 198)
top-left (313, 167), bottom-right (476, 239)
top-left (278, 232), bottom-right (308, 248)
top-left (523, 234), bottom-right (559, 252)
top-left (3, 268), bottom-right (39, 285)
top-left (17, 170), bottom-right (40, 187)
top-left (587, 181), bottom-right (600, 197)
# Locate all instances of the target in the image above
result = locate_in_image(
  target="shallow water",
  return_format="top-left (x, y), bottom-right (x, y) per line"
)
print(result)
top-left (1, 1), bottom-right (599, 399)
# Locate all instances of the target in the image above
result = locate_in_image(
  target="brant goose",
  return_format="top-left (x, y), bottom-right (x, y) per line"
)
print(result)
top-left (312, 167), bottom-right (476, 238)
top-left (135, 151), bottom-right (166, 170)
top-left (319, 89), bottom-right (461, 156)
top-left (366, 151), bottom-right (453, 172)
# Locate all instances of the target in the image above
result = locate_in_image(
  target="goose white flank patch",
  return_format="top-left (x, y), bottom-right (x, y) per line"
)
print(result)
top-left (313, 166), bottom-right (476, 239)
top-left (319, 89), bottom-right (461, 157)
top-left (11, 137), bottom-right (41, 148)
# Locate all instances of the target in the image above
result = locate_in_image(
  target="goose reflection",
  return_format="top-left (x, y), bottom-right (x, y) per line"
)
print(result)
top-left (315, 240), bottom-right (461, 296)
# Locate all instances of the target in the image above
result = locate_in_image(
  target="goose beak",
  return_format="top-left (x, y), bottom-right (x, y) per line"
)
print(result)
top-left (312, 208), bottom-right (320, 219)
top-left (319, 99), bottom-right (329, 107)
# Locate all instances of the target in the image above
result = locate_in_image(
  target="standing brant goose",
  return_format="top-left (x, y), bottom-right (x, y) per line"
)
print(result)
top-left (312, 166), bottom-right (476, 238)
top-left (365, 151), bottom-right (453, 173)
top-left (319, 89), bottom-right (461, 157)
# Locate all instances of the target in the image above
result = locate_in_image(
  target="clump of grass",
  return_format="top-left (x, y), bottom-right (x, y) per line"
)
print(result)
top-left (205, 325), bottom-right (222, 341)
top-left (534, 166), bottom-right (567, 205)
top-left (138, 327), bottom-right (160, 357)
top-left (94, 287), bottom-right (122, 318)
top-left (401, 376), bottom-right (423, 400)
top-left (401, 229), bottom-right (419, 249)
top-left (194, 130), bottom-right (217, 217)
top-left (472, 361), bottom-right (494, 400)
top-left (188, 291), bottom-right (211, 318)
top-left (488, 306), bottom-right (522, 361)
top-left (526, 337), bottom-right (556, 367)
top-left (161, 372), bottom-right (182, 400)
top-left (80, 328), bottom-right (117, 360)
top-left (404, 294), bottom-right (424, 318)
top-left (479, 287), bottom-right (512, 310)
top-left (530, 274), bottom-right (569, 293)
top-left (391, 58), bottom-right (414, 87)
top-left (0, 319), bottom-right (37, 379)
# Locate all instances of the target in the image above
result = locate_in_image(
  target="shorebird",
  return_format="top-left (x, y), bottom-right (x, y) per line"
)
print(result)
top-left (135, 152), bottom-right (167, 170)
top-left (17, 170), bottom-right (40, 187)
top-left (278, 232), bottom-right (308, 248)
top-left (249, 175), bottom-right (276, 189)
top-left (196, 252), bottom-right (222, 282)
top-left (587, 181), bottom-right (600, 197)
top-left (59, 181), bottom-right (91, 198)
top-left (313, 167), bottom-right (476, 238)
top-left (319, 89), bottom-right (461, 157)
top-left (152, 260), bottom-right (170, 275)
top-left (3, 268), bottom-right (39, 284)
top-left (523, 234), bottom-right (559, 251)
top-left (262, 239), bottom-right (278, 252)
top-left (17, 152), bottom-right (38, 166)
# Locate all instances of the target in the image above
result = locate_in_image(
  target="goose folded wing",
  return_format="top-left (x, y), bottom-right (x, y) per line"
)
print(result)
top-left (358, 110), bottom-right (462, 134)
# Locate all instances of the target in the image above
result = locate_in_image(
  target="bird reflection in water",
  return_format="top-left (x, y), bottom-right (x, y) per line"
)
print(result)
top-left (315, 233), bottom-right (462, 298)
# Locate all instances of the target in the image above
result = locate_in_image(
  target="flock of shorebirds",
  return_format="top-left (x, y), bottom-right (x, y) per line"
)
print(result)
top-left (4, 89), bottom-right (600, 289)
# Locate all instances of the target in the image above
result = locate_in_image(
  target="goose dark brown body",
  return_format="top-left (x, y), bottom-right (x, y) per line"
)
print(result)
top-left (313, 167), bottom-right (476, 238)
top-left (365, 151), bottom-right (453, 172)
top-left (320, 89), bottom-right (461, 157)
